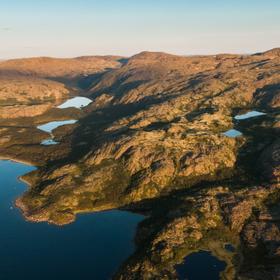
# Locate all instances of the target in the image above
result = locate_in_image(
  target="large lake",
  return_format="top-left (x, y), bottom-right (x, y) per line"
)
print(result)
top-left (0, 160), bottom-right (143, 280)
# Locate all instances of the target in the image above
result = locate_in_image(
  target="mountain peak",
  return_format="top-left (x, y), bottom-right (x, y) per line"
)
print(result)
top-left (129, 51), bottom-right (177, 61)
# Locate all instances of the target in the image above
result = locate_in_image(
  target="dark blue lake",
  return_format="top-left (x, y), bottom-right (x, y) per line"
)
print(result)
top-left (0, 160), bottom-right (143, 280)
top-left (176, 251), bottom-right (226, 280)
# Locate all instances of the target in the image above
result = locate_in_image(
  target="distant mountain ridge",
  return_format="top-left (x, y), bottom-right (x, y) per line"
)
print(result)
top-left (0, 55), bottom-right (123, 78)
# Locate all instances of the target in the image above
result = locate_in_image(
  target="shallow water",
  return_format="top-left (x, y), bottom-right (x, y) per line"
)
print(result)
top-left (40, 138), bottom-right (59, 145)
top-left (58, 97), bottom-right (92, 109)
top-left (37, 120), bottom-right (77, 133)
top-left (0, 160), bottom-right (143, 280)
top-left (176, 251), bottom-right (227, 280)
top-left (234, 110), bottom-right (266, 120)
top-left (223, 129), bottom-right (243, 138)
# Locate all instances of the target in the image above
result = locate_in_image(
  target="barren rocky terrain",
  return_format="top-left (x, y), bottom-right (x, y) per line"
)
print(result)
top-left (0, 56), bottom-right (122, 118)
top-left (0, 49), bottom-right (279, 279)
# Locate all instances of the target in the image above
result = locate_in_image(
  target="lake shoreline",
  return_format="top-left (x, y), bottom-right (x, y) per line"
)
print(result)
top-left (0, 159), bottom-right (143, 279)
top-left (0, 155), bottom-right (36, 167)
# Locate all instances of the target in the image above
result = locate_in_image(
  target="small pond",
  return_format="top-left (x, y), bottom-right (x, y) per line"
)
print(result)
top-left (223, 129), bottom-right (243, 138)
top-left (222, 110), bottom-right (267, 138)
top-left (57, 97), bottom-right (92, 109)
top-left (234, 110), bottom-right (266, 120)
top-left (176, 251), bottom-right (227, 280)
top-left (37, 120), bottom-right (77, 133)
top-left (40, 138), bottom-right (59, 145)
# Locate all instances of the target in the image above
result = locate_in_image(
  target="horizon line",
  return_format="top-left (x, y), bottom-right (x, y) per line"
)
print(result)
top-left (1, 47), bottom-right (279, 61)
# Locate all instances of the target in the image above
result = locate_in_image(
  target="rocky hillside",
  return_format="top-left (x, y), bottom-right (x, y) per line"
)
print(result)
top-left (0, 56), bottom-right (122, 118)
top-left (0, 75), bottom-right (70, 118)
top-left (1, 49), bottom-right (280, 279)
top-left (0, 55), bottom-right (122, 79)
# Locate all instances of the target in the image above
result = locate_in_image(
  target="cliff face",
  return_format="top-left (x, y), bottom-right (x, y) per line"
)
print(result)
top-left (1, 50), bottom-right (280, 279)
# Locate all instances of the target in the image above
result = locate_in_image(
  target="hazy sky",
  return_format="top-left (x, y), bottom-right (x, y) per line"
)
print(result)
top-left (1, 0), bottom-right (280, 58)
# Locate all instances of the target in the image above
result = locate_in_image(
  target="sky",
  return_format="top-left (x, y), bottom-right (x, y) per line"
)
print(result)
top-left (0, 0), bottom-right (280, 58)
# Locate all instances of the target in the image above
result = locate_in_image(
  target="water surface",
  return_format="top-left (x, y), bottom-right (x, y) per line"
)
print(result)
top-left (58, 97), bottom-right (92, 109)
top-left (234, 110), bottom-right (266, 120)
top-left (40, 138), bottom-right (59, 145)
top-left (0, 160), bottom-right (143, 280)
top-left (223, 129), bottom-right (242, 138)
top-left (37, 120), bottom-right (77, 133)
top-left (176, 251), bottom-right (227, 280)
